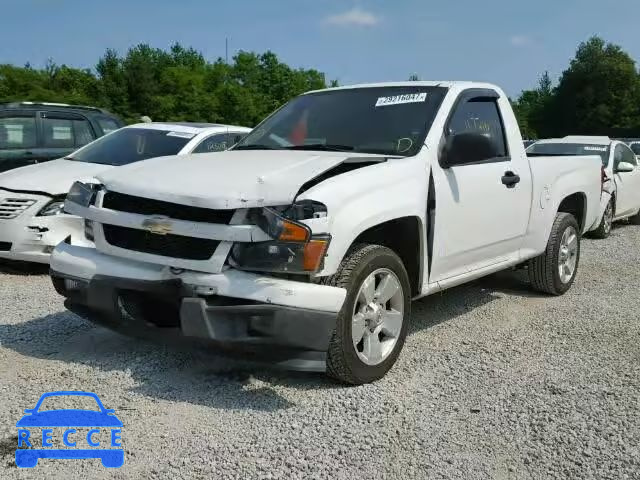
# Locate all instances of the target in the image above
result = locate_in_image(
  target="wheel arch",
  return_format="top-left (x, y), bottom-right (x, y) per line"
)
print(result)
top-left (557, 192), bottom-right (587, 231)
top-left (320, 216), bottom-right (424, 297)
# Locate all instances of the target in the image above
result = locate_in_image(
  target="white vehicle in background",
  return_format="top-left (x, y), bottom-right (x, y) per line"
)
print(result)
top-left (0, 123), bottom-right (250, 263)
top-left (52, 81), bottom-right (601, 384)
top-left (527, 136), bottom-right (640, 238)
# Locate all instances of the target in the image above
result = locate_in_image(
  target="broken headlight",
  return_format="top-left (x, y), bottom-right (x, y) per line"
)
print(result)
top-left (231, 204), bottom-right (330, 274)
top-left (66, 181), bottom-right (99, 208)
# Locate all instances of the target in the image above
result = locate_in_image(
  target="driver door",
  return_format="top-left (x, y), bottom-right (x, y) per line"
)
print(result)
top-left (429, 90), bottom-right (532, 283)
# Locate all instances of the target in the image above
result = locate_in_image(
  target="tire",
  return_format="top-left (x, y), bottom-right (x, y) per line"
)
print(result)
top-left (528, 212), bottom-right (580, 296)
top-left (629, 209), bottom-right (640, 225)
top-left (321, 244), bottom-right (411, 385)
top-left (590, 199), bottom-right (613, 239)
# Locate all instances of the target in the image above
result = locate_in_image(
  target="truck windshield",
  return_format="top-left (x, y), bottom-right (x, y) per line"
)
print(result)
top-left (235, 86), bottom-right (448, 157)
top-left (630, 143), bottom-right (640, 155)
top-left (527, 142), bottom-right (610, 166)
top-left (65, 128), bottom-right (191, 166)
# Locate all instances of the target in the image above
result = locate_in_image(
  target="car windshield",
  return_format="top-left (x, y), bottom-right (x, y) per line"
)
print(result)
top-left (527, 142), bottom-right (610, 166)
top-left (630, 143), bottom-right (640, 155)
top-left (66, 128), bottom-right (191, 166)
top-left (235, 86), bottom-right (448, 157)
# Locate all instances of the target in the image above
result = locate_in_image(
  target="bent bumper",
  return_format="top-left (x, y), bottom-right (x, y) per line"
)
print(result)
top-left (50, 242), bottom-right (346, 368)
top-left (0, 214), bottom-right (84, 264)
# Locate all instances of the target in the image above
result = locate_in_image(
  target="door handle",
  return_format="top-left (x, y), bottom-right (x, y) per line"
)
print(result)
top-left (501, 171), bottom-right (520, 188)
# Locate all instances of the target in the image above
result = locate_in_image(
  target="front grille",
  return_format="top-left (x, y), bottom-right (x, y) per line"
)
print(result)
top-left (102, 191), bottom-right (235, 224)
top-left (103, 224), bottom-right (220, 260)
top-left (0, 198), bottom-right (37, 219)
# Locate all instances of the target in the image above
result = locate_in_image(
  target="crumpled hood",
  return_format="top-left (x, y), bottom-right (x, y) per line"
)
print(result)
top-left (0, 159), bottom-right (113, 196)
top-left (97, 150), bottom-right (386, 209)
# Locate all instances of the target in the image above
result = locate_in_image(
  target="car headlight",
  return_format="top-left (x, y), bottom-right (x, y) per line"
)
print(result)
top-left (230, 205), bottom-right (330, 274)
top-left (37, 200), bottom-right (66, 216)
top-left (66, 182), bottom-right (99, 208)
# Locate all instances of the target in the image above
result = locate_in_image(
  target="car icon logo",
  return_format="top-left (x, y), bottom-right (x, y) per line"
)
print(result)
top-left (15, 391), bottom-right (123, 468)
top-left (142, 216), bottom-right (173, 235)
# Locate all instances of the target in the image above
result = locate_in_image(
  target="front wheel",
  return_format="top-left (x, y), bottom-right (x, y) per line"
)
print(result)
top-left (321, 244), bottom-right (411, 384)
top-left (591, 199), bottom-right (613, 239)
top-left (528, 212), bottom-right (580, 295)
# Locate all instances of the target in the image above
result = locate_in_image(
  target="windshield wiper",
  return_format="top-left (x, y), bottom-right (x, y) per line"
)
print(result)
top-left (284, 144), bottom-right (354, 152)
top-left (234, 144), bottom-right (276, 150)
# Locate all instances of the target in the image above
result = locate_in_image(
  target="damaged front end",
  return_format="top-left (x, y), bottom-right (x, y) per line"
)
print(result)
top-left (52, 180), bottom-right (348, 367)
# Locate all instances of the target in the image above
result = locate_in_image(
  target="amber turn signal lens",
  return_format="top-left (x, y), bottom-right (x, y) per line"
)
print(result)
top-left (303, 239), bottom-right (330, 271)
top-left (279, 220), bottom-right (310, 242)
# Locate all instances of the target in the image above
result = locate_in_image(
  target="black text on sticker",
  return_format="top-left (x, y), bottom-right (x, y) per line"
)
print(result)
top-left (375, 93), bottom-right (427, 107)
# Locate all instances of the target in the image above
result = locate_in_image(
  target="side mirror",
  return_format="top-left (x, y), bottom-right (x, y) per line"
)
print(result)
top-left (441, 132), bottom-right (499, 168)
top-left (615, 161), bottom-right (635, 173)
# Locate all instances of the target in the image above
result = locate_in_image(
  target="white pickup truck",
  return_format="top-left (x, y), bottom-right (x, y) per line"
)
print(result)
top-left (50, 81), bottom-right (602, 384)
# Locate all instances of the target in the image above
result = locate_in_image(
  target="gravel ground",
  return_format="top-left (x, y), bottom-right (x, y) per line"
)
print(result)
top-left (1, 224), bottom-right (640, 479)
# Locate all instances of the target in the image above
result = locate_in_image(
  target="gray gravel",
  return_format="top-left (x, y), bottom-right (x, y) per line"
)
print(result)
top-left (1, 223), bottom-right (640, 479)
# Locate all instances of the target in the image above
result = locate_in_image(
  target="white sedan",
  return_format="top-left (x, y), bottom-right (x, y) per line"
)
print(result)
top-left (527, 136), bottom-right (640, 238)
top-left (0, 122), bottom-right (251, 263)
top-left (629, 141), bottom-right (640, 161)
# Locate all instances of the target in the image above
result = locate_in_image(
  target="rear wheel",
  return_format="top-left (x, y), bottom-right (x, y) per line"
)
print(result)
top-left (322, 244), bottom-right (411, 384)
top-left (528, 212), bottom-right (580, 296)
top-left (591, 199), bottom-right (613, 239)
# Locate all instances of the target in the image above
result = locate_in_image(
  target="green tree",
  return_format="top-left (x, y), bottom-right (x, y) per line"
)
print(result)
top-left (548, 36), bottom-right (640, 136)
top-left (513, 71), bottom-right (554, 138)
top-left (96, 49), bottom-right (129, 118)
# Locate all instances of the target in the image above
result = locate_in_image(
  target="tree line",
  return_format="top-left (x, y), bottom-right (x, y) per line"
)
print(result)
top-left (0, 43), bottom-right (331, 126)
top-left (513, 36), bottom-right (640, 139)
top-left (1, 37), bottom-right (638, 138)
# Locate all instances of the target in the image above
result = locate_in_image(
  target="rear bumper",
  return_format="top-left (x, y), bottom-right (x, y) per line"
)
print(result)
top-left (50, 242), bottom-right (346, 369)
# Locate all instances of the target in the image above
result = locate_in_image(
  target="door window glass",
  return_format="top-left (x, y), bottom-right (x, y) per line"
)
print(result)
top-left (621, 144), bottom-right (637, 166)
top-left (73, 119), bottom-right (95, 147)
top-left (42, 118), bottom-right (74, 148)
top-left (0, 116), bottom-right (37, 149)
top-left (96, 117), bottom-right (121, 135)
top-left (448, 97), bottom-right (507, 158)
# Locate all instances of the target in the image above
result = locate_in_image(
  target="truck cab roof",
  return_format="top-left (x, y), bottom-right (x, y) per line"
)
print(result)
top-left (306, 81), bottom-right (504, 95)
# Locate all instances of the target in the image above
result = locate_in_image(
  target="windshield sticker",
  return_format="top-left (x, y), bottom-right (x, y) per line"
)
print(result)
top-left (584, 146), bottom-right (607, 151)
top-left (375, 92), bottom-right (428, 107)
top-left (166, 131), bottom-right (196, 139)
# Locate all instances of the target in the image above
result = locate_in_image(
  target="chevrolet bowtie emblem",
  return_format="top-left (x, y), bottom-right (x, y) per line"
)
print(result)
top-left (142, 216), bottom-right (173, 235)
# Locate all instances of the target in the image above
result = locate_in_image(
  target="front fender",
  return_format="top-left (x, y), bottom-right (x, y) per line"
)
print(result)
top-left (297, 158), bottom-right (428, 276)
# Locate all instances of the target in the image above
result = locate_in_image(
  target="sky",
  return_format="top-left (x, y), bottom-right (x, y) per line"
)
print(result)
top-left (2, 0), bottom-right (640, 97)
